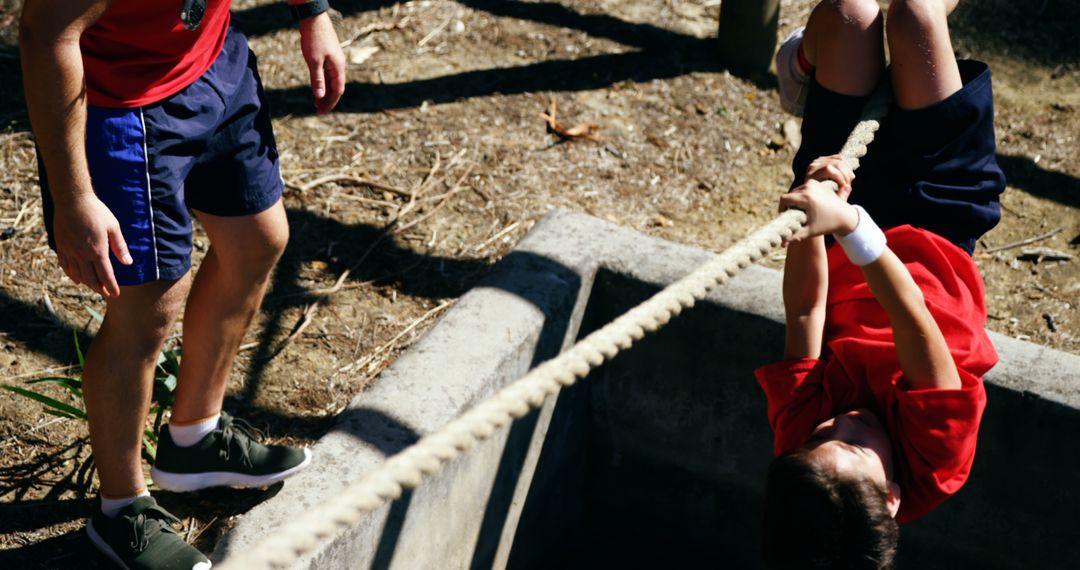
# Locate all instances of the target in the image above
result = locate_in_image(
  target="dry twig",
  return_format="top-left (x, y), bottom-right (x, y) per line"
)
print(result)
top-left (472, 221), bottom-right (521, 253)
top-left (338, 300), bottom-right (453, 374)
top-left (984, 227), bottom-right (1064, 253)
top-left (340, 17), bottom-right (411, 48)
top-left (269, 159), bottom-right (472, 358)
top-left (285, 174), bottom-right (410, 197)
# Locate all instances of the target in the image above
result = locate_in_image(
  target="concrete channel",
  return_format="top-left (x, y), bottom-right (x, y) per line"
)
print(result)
top-left (214, 210), bottom-right (1080, 569)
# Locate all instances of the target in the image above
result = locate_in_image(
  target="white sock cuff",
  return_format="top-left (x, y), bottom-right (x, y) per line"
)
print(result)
top-left (169, 413), bottom-right (221, 447)
top-left (836, 205), bottom-right (887, 266)
top-left (100, 489), bottom-right (150, 518)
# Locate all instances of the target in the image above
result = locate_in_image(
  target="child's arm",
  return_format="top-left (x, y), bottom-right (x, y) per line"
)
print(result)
top-left (781, 179), bottom-right (962, 391)
top-left (781, 155), bottom-right (855, 360)
top-left (782, 237), bottom-right (827, 360)
top-left (858, 250), bottom-right (962, 390)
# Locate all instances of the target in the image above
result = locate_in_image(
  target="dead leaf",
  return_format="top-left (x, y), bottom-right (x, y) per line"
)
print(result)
top-left (646, 135), bottom-right (670, 149)
top-left (348, 45), bottom-right (381, 66)
top-left (541, 96), bottom-right (603, 142)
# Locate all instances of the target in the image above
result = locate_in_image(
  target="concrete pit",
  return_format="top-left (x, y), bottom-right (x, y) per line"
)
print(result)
top-left (216, 211), bottom-right (1080, 570)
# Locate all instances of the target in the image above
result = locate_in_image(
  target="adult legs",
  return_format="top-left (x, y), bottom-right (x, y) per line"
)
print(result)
top-left (886, 0), bottom-right (962, 109)
top-left (169, 199), bottom-right (289, 423)
top-left (83, 277), bottom-right (191, 498)
top-left (802, 0), bottom-right (886, 97)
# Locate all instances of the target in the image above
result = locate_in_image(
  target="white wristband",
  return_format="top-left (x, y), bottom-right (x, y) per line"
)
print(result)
top-left (835, 205), bottom-right (887, 266)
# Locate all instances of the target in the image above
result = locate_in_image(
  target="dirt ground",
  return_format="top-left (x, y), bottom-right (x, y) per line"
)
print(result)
top-left (0, 0), bottom-right (1077, 567)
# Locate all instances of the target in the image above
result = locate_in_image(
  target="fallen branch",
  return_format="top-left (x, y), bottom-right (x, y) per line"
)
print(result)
top-left (0, 365), bottom-right (78, 383)
top-left (285, 174), bottom-right (411, 197)
top-left (340, 17), bottom-right (411, 48)
top-left (1017, 247), bottom-right (1073, 263)
top-left (984, 227), bottom-right (1064, 253)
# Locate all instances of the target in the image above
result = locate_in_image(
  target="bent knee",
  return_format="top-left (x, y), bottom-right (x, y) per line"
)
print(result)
top-left (887, 0), bottom-right (950, 38)
top-left (234, 228), bottom-right (288, 278)
top-left (253, 222), bottom-right (290, 264)
top-left (816, 0), bottom-right (882, 31)
top-left (208, 209), bottom-right (290, 277)
top-left (106, 280), bottom-right (188, 351)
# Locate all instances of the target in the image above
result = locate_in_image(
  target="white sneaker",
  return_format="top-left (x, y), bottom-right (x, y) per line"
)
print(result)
top-left (775, 27), bottom-right (810, 117)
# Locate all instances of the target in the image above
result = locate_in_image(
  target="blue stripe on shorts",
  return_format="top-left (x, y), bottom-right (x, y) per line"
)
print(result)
top-left (83, 107), bottom-right (168, 284)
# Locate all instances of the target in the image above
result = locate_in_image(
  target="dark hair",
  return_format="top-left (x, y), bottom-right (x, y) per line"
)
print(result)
top-left (762, 448), bottom-right (899, 570)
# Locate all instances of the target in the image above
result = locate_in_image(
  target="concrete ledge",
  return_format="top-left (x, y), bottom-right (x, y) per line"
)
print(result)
top-left (215, 210), bottom-right (1080, 569)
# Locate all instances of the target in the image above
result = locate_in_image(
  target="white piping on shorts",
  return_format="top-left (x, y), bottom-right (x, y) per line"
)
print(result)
top-left (138, 108), bottom-right (161, 280)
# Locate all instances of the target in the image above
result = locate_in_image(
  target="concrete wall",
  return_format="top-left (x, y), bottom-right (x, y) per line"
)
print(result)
top-left (215, 210), bottom-right (1080, 569)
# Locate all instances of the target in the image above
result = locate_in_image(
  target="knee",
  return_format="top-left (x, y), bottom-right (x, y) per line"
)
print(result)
top-left (887, 0), bottom-right (949, 40)
top-left (253, 223), bottom-right (290, 269)
top-left (815, 0), bottom-right (882, 31)
top-left (230, 222), bottom-right (289, 281)
top-left (104, 280), bottom-right (188, 355)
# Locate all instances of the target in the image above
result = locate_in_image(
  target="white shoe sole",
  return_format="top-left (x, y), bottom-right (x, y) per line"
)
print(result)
top-left (150, 448), bottom-right (312, 493)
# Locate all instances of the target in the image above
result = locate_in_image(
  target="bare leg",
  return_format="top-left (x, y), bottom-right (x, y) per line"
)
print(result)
top-left (802, 0), bottom-right (886, 97)
top-left (170, 200), bottom-right (289, 423)
top-left (886, 0), bottom-right (963, 109)
top-left (83, 277), bottom-right (190, 497)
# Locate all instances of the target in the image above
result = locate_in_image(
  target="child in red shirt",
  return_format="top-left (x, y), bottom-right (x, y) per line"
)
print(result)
top-left (757, 1), bottom-right (1004, 568)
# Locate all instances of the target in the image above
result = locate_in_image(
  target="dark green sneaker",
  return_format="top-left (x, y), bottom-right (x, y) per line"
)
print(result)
top-left (150, 412), bottom-right (311, 492)
top-left (87, 495), bottom-right (211, 570)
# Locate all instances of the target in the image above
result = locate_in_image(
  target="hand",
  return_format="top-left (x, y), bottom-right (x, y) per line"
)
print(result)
top-left (299, 13), bottom-right (346, 114)
top-left (806, 154), bottom-right (855, 200)
top-left (779, 179), bottom-right (860, 242)
top-left (52, 193), bottom-right (132, 298)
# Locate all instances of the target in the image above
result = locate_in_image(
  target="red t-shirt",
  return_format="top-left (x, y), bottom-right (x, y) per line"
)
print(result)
top-left (80, 0), bottom-right (232, 108)
top-left (754, 225), bottom-right (998, 523)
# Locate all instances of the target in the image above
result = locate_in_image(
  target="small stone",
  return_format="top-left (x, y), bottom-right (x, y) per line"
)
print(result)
top-left (650, 214), bottom-right (674, 228)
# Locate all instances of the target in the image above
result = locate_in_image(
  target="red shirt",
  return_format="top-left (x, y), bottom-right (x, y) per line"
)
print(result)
top-left (80, 0), bottom-right (232, 108)
top-left (755, 225), bottom-right (998, 523)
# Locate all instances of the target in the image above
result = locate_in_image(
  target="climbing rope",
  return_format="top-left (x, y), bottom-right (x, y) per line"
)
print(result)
top-left (216, 86), bottom-right (891, 570)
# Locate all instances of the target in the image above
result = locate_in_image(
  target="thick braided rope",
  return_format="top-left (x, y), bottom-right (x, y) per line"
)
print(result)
top-left (216, 88), bottom-right (890, 570)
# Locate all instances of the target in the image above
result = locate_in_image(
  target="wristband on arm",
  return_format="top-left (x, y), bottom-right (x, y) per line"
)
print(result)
top-left (290, 0), bottom-right (330, 22)
top-left (835, 205), bottom-right (887, 266)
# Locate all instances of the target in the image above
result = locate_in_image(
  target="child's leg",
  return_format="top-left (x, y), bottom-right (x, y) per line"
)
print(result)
top-left (886, 0), bottom-right (962, 109)
top-left (803, 0), bottom-right (885, 97)
top-left (869, 0), bottom-right (1004, 252)
top-left (791, 0), bottom-right (885, 186)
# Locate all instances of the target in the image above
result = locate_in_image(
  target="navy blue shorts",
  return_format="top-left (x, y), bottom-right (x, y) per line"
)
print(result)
top-left (792, 60), bottom-right (1006, 254)
top-left (39, 27), bottom-right (283, 285)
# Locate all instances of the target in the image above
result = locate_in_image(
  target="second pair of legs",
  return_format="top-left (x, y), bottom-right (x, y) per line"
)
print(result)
top-left (85, 200), bottom-right (290, 499)
top-left (799, 0), bottom-right (963, 109)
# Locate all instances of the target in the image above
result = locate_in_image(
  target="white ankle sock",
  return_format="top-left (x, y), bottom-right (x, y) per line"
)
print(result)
top-left (169, 414), bottom-right (221, 447)
top-left (100, 489), bottom-right (150, 518)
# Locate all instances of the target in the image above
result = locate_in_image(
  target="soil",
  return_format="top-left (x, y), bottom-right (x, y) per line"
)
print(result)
top-left (1, 0), bottom-right (1077, 567)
